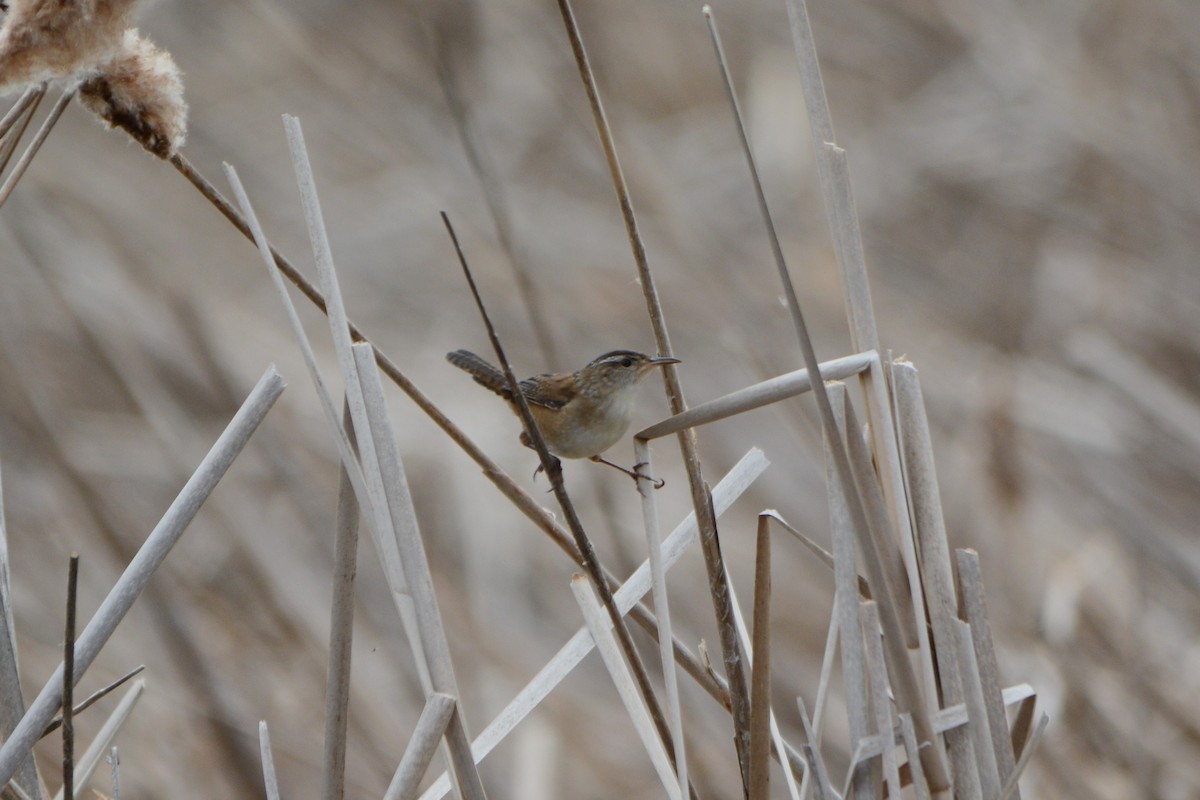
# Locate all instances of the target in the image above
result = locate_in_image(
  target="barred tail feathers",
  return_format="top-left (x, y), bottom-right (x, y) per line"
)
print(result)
top-left (446, 349), bottom-right (512, 399)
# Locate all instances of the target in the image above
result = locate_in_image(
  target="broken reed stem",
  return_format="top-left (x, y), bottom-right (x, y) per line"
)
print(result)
top-left (0, 86), bottom-right (45, 180)
top-left (180, 142), bottom-right (779, 789)
top-left (0, 85), bottom-right (43, 142)
top-left (440, 211), bottom-right (679, 776)
top-left (179, 147), bottom-right (746, 760)
top-left (61, 555), bottom-right (78, 800)
top-left (570, 576), bottom-right (683, 800)
top-left (705, 6), bottom-right (948, 789)
top-left (0, 367), bottom-right (284, 789)
top-left (384, 694), bottom-right (457, 800)
top-left (321, 402), bottom-right (360, 800)
top-left (748, 517), bottom-right (772, 800)
top-left (553, 0), bottom-right (753, 787)
top-left (0, 88), bottom-right (74, 210)
top-left (259, 721), bottom-right (281, 800)
top-left (634, 439), bottom-right (688, 799)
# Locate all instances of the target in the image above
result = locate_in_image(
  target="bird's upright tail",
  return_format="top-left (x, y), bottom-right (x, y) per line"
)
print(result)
top-left (446, 349), bottom-right (513, 399)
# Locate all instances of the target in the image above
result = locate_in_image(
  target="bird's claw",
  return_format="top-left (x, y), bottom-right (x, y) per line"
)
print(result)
top-left (631, 461), bottom-right (666, 490)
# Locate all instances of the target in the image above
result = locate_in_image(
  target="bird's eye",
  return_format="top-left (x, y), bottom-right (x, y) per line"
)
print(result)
top-left (621, 357), bottom-right (632, 367)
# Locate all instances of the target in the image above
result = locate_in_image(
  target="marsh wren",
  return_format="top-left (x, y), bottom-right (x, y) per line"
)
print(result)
top-left (447, 349), bottom-right (679, 483)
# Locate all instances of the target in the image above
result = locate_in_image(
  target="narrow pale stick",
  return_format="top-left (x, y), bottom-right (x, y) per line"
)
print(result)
top-left (570, 576), bottom-right (682, 800)
top-left (859, 602), bottom-right (900, 799)
top-left (637, 352), bottom-right (874, 440)
top-left (259, 721), bottom-right (280, 800)
top-left (892, 361), bottom-right (975, 793)
top-left (955, 620), bottom-right (1002, 797)
top-left (383, 694), bottom-right (457, 800)
top-left (957, 549), bottom-right (1020, 796)
top-left (634, 439), bottom-right (688, 799)
top-left (419, 449), bottom-right (768, 800)
top-left (321, 403), bottom-right (360, 800)
top-left (898, 714), bottom-right (931, 800)
top-left (557, 0), bottom-right (753, 782)
top-left (0, 367), bottom-right (284, 787)
top-left (996, 714), bottom-right (1048, 800)
top-left (355, 342), bottom-right (487, 797)
top-left (796, 696), bottom-right (833, 800)
top-left (0, 89), bottom-right (74, 209)
top-left (0, 462), bottom-right (46, 800)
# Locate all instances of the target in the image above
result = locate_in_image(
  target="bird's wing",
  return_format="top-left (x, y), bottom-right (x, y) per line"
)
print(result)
top-left (520, 374), bottom-right (576, 410)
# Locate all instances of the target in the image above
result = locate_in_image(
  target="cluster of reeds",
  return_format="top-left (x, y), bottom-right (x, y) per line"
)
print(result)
top-left (0, 0), bottom-right (1048, 798)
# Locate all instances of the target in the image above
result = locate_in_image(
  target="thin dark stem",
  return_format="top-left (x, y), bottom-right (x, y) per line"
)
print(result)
top-left (0, 85), bottom-right (41, 140)
top-left (554, 0), bottom-right (751, 791)
top-left (0, 88), bottom-right (74, 210)
top-left (62, 554), bottom-right (79, 800)
top-left (169, 153), bottom-right (768, 786)
top-left (0, 84), bottom-right (44, 154)
top-left (169, 152), bottom-right (752, 776)
top-left (42, 665), bottom-right (146, 739)
top-left (440, 211), bottom-right (680, 778)
top-left (748, 516), bottom-right (772, 800)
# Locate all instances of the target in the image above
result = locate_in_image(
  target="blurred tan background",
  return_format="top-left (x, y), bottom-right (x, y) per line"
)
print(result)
top-left (1, 0), bottom-right (1198, 797)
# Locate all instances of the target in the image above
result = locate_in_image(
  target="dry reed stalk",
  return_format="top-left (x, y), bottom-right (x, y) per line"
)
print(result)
top-left (637, 351), bottom-right (874, 441)
top-left (224, 154), bottom-right (738, 775)
top-left (275, 115), bottom-right (486, 798)
top-left (320, 403), bottom-right (360, 800)
top-left (569, 575), bottom-right (683, 800)
top-left (258, 721), bottom-right (280, 800)
top-left (956, 549), bottom-right (1020, 795)
top-left (0, 85), bottom-right (43, 178)
top-left (187, 154), bottom-right (714, 707)
top-left (0, 87), bottom-right (73, 209)
top-left (899, 714), bottom-right (932, 800)
top-left (860, 601), bottom-right (901, 800)
top-left (384, 693), bottom-right (457, 800)
top-left (60, 555), bottom-right (78, 800)
top-left (441, 210), bottom-right (679, 777)
top-left (0, 464), bottom-right (46, 800)
top-left (419, 449), bottom-right (769, 800)
top-left (0, 366), bottom-right (284, 787)
top-left (796, 697), bottom-right (833, 800)
top-left (633, 439), bottom-right (689, 798)
top-left (554, 0), bottom-right (757, 782)
top-left (0, 85), bottom-right (42, 141)
top-left (724, 572), bottom-right (804, 800)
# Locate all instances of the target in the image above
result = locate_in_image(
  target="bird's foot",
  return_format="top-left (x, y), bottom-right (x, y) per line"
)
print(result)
top-left (590, 456), bottom-right (665, 490)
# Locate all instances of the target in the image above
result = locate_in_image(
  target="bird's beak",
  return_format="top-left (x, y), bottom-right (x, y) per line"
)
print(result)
top-left (649, 356), bottom-right (681, 367)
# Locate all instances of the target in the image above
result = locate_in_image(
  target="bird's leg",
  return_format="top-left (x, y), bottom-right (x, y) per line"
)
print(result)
top-left (589, 455), bottom-right (666, 490)
top-left (531, 455), bottom-right (563, 484)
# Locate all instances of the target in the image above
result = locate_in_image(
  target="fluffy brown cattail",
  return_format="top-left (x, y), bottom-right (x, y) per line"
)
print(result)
top-left (78, 29), bottom-right (186, 158)
top-left (0, 0), bottom-right (141, 90)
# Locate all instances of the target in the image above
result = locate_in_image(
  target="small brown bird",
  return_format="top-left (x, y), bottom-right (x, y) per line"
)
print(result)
top-left (447, 348), bottom-right (679, 483)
